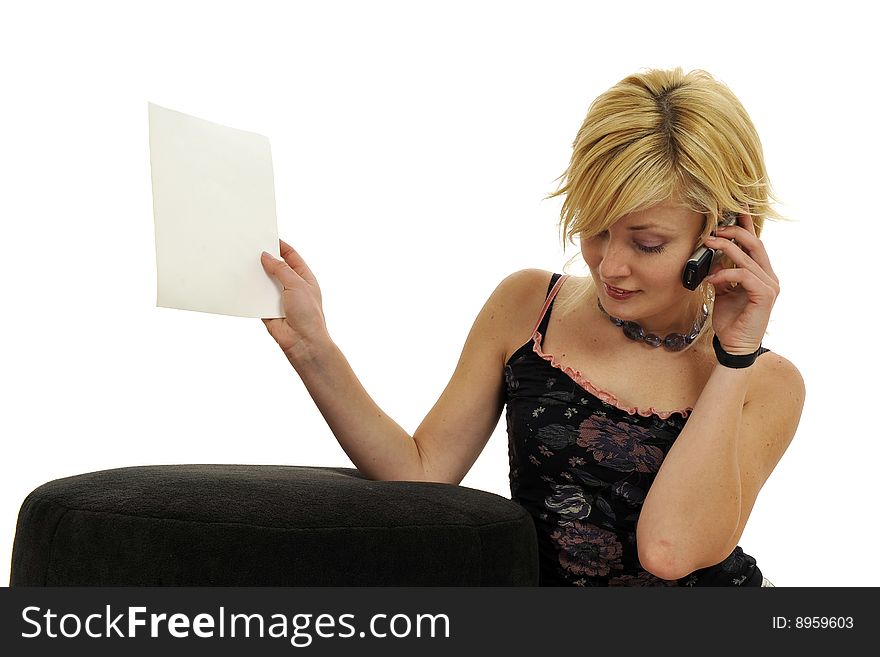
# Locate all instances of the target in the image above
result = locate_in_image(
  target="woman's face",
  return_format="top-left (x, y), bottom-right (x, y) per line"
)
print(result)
top-left (580, 200), bottom-right (706, 335)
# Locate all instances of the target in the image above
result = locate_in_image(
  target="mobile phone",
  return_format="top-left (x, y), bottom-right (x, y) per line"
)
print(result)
top-left (681, 212), bottom-right (738, 290)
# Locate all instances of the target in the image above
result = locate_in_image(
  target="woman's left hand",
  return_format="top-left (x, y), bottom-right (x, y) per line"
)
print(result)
top-left (703, 213), bottom-right (780, 355)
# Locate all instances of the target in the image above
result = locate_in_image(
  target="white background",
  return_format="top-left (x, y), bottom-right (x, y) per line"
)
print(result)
top-left (2, 0), bottom-right (875, 587)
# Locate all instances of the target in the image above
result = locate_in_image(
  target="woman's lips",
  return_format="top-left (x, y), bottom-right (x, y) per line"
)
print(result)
top-left (603, 282), bottom-right (639, 300)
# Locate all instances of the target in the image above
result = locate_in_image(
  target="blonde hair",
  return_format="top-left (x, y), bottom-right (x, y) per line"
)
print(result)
top-left (546, 68), bottom-right (784, 342)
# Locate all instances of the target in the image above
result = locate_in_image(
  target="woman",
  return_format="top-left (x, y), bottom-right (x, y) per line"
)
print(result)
top-left (259, 68), bottom-right (805, 586)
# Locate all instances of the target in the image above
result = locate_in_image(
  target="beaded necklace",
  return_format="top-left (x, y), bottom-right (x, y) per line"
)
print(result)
top-left (596, 299), bottom-right (708, 352)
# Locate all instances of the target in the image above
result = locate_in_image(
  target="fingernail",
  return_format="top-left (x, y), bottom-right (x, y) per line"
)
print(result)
top-left (261, 251), bottom-right (273, 259)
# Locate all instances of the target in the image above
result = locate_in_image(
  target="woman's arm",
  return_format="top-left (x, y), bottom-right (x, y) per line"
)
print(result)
top-left (635, 213), bottom-right (805, 580)
top-left (636, 350), bottom-right (805, 580)
top-left (286, 336), bottom-right (426, 481)
top-left (273, 266), bottom-right (543, 484)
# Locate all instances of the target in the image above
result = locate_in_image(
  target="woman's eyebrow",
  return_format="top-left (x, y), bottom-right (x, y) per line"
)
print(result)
top-left (627, 223), bottom-right (673, 232)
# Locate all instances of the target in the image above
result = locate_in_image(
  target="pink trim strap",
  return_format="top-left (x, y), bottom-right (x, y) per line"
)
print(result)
top-left (529, 274), bottom-right (570, 336)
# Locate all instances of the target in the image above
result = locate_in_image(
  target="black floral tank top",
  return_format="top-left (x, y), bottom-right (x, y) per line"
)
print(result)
top-left (504, 273), bottom-right (767, 586)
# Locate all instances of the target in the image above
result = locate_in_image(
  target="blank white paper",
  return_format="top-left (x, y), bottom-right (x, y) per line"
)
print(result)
top-left (148, 103), bottom-right (284, 318)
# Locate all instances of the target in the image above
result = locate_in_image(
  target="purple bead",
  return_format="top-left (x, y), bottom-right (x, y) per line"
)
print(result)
top-left (622, 321), bottom-right (645, 341)
top-left (664, 333), bottom-right (687, 351)
top-left (644, 334), bottom-right (662, 348)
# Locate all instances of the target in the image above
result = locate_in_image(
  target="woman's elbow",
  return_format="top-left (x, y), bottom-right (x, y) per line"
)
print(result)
top-left (637, 540), bottom-right (693, 581)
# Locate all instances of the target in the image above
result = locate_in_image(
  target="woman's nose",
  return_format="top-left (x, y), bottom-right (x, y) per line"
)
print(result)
top-left (598, 241), bottom-right (632, 280)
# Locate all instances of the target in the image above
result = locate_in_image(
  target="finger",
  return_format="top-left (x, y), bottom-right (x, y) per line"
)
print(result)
top-left (261, 251), bottom-right (303, 289)
top-left (261, 317), bottom-right (283, 326)
top-left (715, 211), bottom-right (757, 261)
top-left (707, 268), bottom-right (777, 302)
top-left (278, 239), bottom-right (319, 286)
top-left (737, 212), bottom-right (758, 237)
top-left (704, 235), bottom-right (777, 289)
top-left (714, 225), bottom-right (777, 281)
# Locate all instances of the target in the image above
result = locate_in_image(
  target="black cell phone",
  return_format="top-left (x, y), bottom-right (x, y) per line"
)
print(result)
top-left (681, 212), bottom-right (739, 290)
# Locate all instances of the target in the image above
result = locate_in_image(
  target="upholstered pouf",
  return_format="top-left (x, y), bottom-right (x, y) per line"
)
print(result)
top-left (9, 464), bottom-right (538, 586)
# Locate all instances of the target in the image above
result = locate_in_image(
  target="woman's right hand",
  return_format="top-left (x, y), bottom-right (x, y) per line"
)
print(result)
top-left (260, 239), bottom-right (329, 358)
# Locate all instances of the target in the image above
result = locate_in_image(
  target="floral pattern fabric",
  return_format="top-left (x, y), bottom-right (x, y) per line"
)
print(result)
top-left (504, 273), bottom-right (765, 587)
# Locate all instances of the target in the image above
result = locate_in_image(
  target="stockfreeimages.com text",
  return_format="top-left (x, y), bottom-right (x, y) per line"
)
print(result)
top-left (21, 605), bottom-right (450, 646)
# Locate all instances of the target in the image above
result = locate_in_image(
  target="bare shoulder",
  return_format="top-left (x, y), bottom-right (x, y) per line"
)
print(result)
top-left (750, 351), bottom-right (806, 400)
top-left (746, 350), bottom-right (806, 435)
top-left (494, 267), bottom-right (553, 296)
top-left (491, 269), bottom-right (555, 360)
top-left (489, 268), bottom-right (554, 322)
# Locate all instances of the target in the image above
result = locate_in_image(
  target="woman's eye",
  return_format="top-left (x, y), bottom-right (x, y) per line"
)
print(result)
top-left (635, 242), bottom-right (665, 254)
top-left (590, 230), bottom-right (666, 253)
